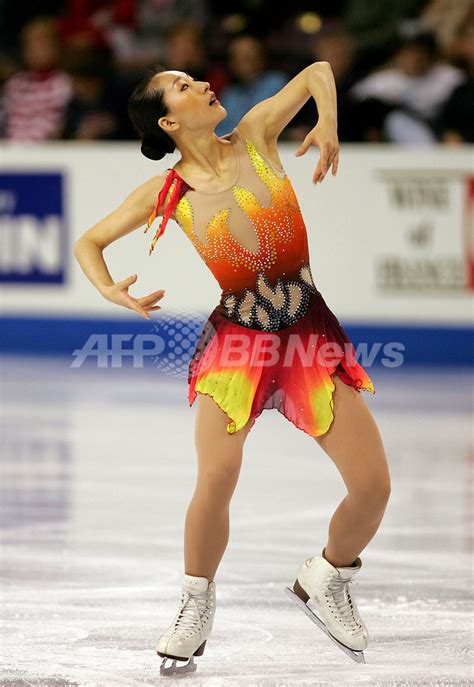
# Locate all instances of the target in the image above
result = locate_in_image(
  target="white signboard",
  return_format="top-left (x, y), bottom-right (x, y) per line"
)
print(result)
top-left (1, 142), bottom-right (472, 326)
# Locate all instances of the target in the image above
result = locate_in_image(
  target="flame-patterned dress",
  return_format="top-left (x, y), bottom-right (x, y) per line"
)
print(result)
top-left (144, 126), bottom-right (375, 437)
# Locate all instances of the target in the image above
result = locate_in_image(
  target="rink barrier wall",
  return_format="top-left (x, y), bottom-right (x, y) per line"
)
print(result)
top-left (1, 142), bottom-right (472, 370)
top-left (1, 315), bottom-right (472, 367)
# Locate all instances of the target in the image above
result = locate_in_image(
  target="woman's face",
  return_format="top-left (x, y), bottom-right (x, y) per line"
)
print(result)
top-left (22, 24), bottom-right (59, 71)
top-left (153, 70), bottom-right (226, 135)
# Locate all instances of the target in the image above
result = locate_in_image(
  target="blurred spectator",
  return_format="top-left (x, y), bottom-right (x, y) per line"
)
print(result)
top-left (0, 55), bottom-right (17, 137)
top-left (285, 23), bottom-right (368, 142)
top-left (215, 35), bottom-right (288, 136)
top-left (443, 10), bottom-right (474, 75)
top-left (104, 0), bottom-right (209, 78)
top-left (162, 21), bottom-right (229, 98)
top-left (348, 27), bottom-right (465, 143)
top-left (0, 1), bottom-right (65, 57)
top-left (57, 0), bottom-right (135, 51)
top-left (342, 0), bottom-right (430, 73)
top-left (263, 4), bottom-right (347, 62)
top-left (419, 0), bottom-right (474, 60)
top-left (60, 46), bottom-right (134, 140)
top-left (2, 2), bottom-right (472, 147)
top-left (1, 16), bottom-right (73, 141)
top-left (438, 20), bottom-right (474, 144)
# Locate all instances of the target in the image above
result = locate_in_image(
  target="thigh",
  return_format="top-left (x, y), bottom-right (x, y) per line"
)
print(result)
top-left (194, 392), bottom-right (253, 495)
top-left (314, 374), bottom-right (391, 498)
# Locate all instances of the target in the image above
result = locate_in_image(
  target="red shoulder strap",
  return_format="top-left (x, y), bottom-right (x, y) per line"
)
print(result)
top-left (144, 168), bottom-right (194, 256)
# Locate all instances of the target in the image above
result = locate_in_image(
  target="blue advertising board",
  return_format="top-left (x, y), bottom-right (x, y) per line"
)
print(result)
top-left (0, 172), bottom-right (66, 283)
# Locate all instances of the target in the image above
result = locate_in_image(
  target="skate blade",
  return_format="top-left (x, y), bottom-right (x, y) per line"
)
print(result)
top-left (157, 638), bottom-right (206, 675)
top-left (284, 586), bottom-right (366, 664)
top-left (159, 655), bottom-right (197, 675)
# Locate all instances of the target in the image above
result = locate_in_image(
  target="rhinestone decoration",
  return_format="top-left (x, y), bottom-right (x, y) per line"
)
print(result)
top-left (172, 137), bottom-right (303, 274)
top-left (220, 263), bottom-right (318, 331)
top-left (169, 133), bottom-right (318, 332)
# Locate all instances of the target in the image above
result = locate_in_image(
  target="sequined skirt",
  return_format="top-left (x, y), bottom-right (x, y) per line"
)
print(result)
top-left (187, 286), bottom-right (376, 437)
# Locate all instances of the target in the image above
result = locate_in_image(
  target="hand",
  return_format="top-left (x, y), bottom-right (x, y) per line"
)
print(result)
top-left (294, 120), bottom-right (339, 184)
top-left (100, 274), bottom-right (166, 320)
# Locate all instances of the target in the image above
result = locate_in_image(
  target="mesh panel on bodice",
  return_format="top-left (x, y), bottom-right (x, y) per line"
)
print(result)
top-left (156, 127), bottom-right (319, 331)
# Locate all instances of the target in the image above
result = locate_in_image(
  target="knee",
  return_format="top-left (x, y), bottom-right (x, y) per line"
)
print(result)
top-left (196, 464), bottom-right (241, 501)
top-left (200, 464), bottom-right (240, 485)
top-left (350, 476), bottom-right (391, 514)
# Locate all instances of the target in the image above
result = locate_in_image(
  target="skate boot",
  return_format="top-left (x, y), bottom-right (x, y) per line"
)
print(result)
top-left (285, 547), bottom-right (369, 663)
top-left (156, 573), bottom-right (216, 676)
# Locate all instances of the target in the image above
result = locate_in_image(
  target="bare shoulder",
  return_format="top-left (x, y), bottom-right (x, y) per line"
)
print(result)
top-left (234, 116), bottom-right (285, 172)
top-left (137, 170), bottom-right (173, 217)
top-left (77, 170), bottom-right (175, 251)
top-left (127, 169), bottom-right (185, 223)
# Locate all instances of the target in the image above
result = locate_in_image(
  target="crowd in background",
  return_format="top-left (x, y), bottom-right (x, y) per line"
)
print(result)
top-left (0, 0), bottom-right (473, 145)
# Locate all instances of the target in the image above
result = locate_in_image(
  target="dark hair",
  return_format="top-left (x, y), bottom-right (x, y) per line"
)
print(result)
top-left (127, 64), bottom-right (176, 161)
top-left (395, 24), bottom-right (438, 59)
top-left (63, 45), bottom-right (111, 81)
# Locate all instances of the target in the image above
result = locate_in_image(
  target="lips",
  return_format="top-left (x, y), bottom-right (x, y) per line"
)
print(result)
top-left (209, 93), bottom-right (218, 105)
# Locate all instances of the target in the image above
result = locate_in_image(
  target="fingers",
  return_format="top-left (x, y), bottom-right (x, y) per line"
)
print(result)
top-left (125, 295), bottom-right (151, 319)
top-left (313, 146), bottom-right (328, 183)
top-left (295, 136), bottom-right (311, 157)
top-left (320, 148), bottom-right (329, 175)
top-left (294, 133), bottom-right (339, 183)
top-left (132, 302), bottom-right (162, 317)
top-left (120, 275), bottom-right (150, 318)
top-left (137, 289), bottom-right (166, 306)
top-left (313, 152), bottom-right (327, 184)
top-left (108, 275), bottom-right (165, 319)
top-left (117, 273), bottom-right (137, 288)
top-left (313, 146), bottom-right (339, 184)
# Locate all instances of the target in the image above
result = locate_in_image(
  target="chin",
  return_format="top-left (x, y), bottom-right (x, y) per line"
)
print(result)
top-left (216, 107), bottom-right (227, 124)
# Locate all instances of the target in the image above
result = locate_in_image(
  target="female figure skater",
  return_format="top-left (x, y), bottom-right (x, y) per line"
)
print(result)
top-left (74, 61), bottom-right (391, 674)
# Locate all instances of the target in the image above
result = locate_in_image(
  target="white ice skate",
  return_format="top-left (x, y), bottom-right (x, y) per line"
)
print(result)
top-left (284, 547), bottom-right (368, 663)
top-left (156, 573), bottom-right (216, 676)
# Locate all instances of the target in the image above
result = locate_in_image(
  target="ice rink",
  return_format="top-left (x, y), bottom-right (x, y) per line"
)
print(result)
top-left (1, 356), bottom-right (472, 686)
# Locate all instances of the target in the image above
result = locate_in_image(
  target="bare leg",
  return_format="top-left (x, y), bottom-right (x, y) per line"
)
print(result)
top-left (314, 374), bottom-right (391, 568)
top-left (184, 394), bottom-right (254, 582)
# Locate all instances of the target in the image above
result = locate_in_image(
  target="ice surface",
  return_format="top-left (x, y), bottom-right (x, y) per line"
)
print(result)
top-left (1, 357), bottom-right (472, 686)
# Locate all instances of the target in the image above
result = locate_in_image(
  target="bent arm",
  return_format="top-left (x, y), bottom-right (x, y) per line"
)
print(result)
top-left (73, 172), bottom-right (167, 293)
top-left (239, 61), bottom-right (337, 144)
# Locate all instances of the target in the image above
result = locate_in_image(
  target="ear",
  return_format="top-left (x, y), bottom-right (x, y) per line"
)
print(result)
top-left (158, 116), bottom-right (180, 134)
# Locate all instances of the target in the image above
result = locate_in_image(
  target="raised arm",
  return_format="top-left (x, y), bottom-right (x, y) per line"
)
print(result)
top-left (237, 61), bottom-right (339, 184)
top-left (73, 172), bottom-right (169, 319)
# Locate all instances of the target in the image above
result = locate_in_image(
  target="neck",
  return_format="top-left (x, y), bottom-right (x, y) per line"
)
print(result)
top-left (175, 129), bottom-right (231, 177)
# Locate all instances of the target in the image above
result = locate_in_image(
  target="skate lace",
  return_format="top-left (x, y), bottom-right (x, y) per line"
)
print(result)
top-left (325, 575), bottom-right (363, 633)
top-left (171, 589), bottom-right (211, 638)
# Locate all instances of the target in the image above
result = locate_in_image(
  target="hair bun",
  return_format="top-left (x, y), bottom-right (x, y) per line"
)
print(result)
top-left (141, 133), bottom-right (174, 161)
top-left (141, 136), bottom-right (164, 161)
top-left (127, 66), bottom-right (177, 161)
